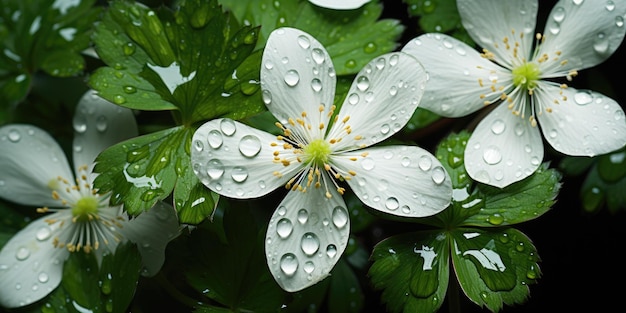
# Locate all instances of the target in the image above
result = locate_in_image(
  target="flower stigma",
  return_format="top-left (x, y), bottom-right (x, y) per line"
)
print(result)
top-left (512, 62), bottom-right (541, 91)
top-left (303, 138), bottom-right (331, 165)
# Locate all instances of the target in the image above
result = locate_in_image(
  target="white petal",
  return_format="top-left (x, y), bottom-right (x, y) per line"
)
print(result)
top-left (72, 89), bottom-right (138, 177)
top-left (0, 125), bottom-right (74, 207)
top-left (327, 52), bottom-right (428, 151)
top-left (0, 212), bottom-right (69, 308)
top-left (261, 27), bottom-right (336, 139)
top-left (538, 0), bottom-right (626, 74)
top-left (265, 183), bottom-right (349, 292)
top-left (117, 201), bottom-right (180, 276)
top-left (401, 34), bottom-right (512, 117)
top-left (537, 86), bottom-right (626, 156)
top-left (191, 118), bottom-right (303, 199)
top-left (335, 146), bottom-right (452, 217)
top-left (465, 103), bottom-right (544, 188)
top-left (457, 0), bottom-right (537, 66)
top-left (308, 0), bottom-right (370, 10)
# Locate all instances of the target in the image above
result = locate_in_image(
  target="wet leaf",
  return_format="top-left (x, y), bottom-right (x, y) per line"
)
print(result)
top-left (403, 0), bottom-right (472, 43)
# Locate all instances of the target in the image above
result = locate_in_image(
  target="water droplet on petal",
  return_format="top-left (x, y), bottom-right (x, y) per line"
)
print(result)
top-left (303, 261), bottom-right (315, 273)
top-left (332, 206), bottom-right (348, 228)
top-left (574, 91), bottom-right (593, 105)
top-left (206, 159), bottom-right (225, 179)
top-left (401, 157), bottom-right (411, 167)
top-left (96, 115), bottom-right (108, 132)
top-left (284, 70), bottom-right (300, 87)
top-left (262, 90), bottom-right (272, 105)
top-left (297, 35), bottom-right (310, 49)
top-left (7, 129), bottom-right (21, 142)
top-left (301, 233), bottom-right (320, 256)
top-left (220, 119), bottom-right (236, 136)
top-left (280, 253), bottom-right (298, 276)
top-left (356, 76), bottom-right (370, 91)
top-left (16, 247), bottom-right (30, 261)
top-left (276, 218), bottom-right (293, 238)
top-left (483, 146), bottom-right (502, 165)
top-left (326, 244), bottom-right (337, 258)
top-left (311, 48), bottom-right (325, 64)
top-left (380, 124), bottom-right (390, 135)
top-left (491, 119), bottom-right (505, 134)
top-left (385, 197), bottom-right (399, 211)
top-left (311, 78), bottom-right (322, 92)
top-left (73, 117), bottom-right (87, 133)
top-left (361, 157), bottom-right (375, 171)
top-left (431, 166), bottom-right (446, 185)
top-left (38, 272), bottom-right (49, 283)
top-left (239, 135), bottom-right (261, 157)
top-left (36, 226), bottom-right (51, 241)
top-left (207, 129), bottom-right (223, 148)
top-left (348, 93), bottom-right (359, 105)
top-left (418, 155), bottom-right (432, 171)
top-left (231, 166), bottom-right (248, 182)
top-left (297, 209), bottom-right (308, 224)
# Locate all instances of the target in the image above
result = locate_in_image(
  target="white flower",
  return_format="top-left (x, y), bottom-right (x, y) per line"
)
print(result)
top-left (402, 0), bottom-right (626, 188)
top-left (0, 90), bottom-right (180, 308)
top-left (191, 27), bottom-right (452, 292)
top-left (308, 0), bottom-right (370, 10)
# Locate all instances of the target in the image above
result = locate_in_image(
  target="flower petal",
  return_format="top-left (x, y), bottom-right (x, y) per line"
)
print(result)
top-left (327, 52), bottom-right (428, 151)
top-left (465, 103), bottom-right (544, 188)
top-left (0, 125), bottom-right (74, 207)
top-left (401, 34), bottom-right (511, 117)
top-left (457, 0), bottom-right (537, 66)
top-left (261, 27), bottom-right (336, 139)
top-left (0, 212), bottom-right (68, 308)
top-left (336, 145), bottom-right (452, 217)
top-left (265, 183), bottom-right (349, 292)
top-left (191, 118), bottom-right (303, 199)
top-left (537, 86), bottom-right (626, 156)
top-left (538, 0), bottom-right (626, 74)
top-left (117, 201), bottom-right (180, 276)
top-left (308, 0), bottom-right (370, 10)
top-left (72, 89), bottom-right (138, 177)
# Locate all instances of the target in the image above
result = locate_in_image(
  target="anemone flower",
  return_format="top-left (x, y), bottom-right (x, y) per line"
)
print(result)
top-left (0, 90), bottom-right (180, 308)
top-left (191, 27), bottom-right (452, 292)
top-left (402, 0), bottom-right (626, 188)
top-left (309, 0), bottom-right (370, 10)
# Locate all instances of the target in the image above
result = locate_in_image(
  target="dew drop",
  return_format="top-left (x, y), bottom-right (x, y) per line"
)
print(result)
top-left (375, 57), bottom-right (385, 70)
top-left (231, 166), bottom-right (248, 183)
top-left (332, 206), bottom-right (348, 228)
top-left (73, 117), bottom-right (87, 133)
top-left (303, 261), bottom-right (315, 273)
top-left (239, 135), bottom-right (261, 157)
top-left (401, 157), bottom-right (411, 167)
top-left (7, 129), bottom-right (21, 142)
top-left (345, 59), bottom-right (356, 68)
top-left (311, 78), bottom-right (322, 92)
top-left (297, 209), bottom-right (308, 224)
top-left (549, 129), bottom-right (558, 138)
top-left (514, 123), bottom-right (525, 136)
top-left (284, 70), bottom-right (300, 87)
top-left (207, 129), bottom-right (223, 148)
top-left (574, 91), bottom-right (593, 105)
top-left (16, 247), bottom-right (30, 261)
top-left (96, 115), bottom-right (108, 132)
top-left (380, 124), bottom-right (390, 135)
top-left (193, 140), bottom-right (204, 152)
top-left (280, 253), bottom-right (298, 276)
top-left (123, 85), bottom-right (137, 94)
top-left (113, 95), bottom-right (126, 104)
top-left (297, 35), bottom-right (311, 49)
top-left (36, 226), bottom-right (51, 241)
top-left (38, 272), bottom-right (49, 283)
top-left (326, 244), bottom-right (337, 258)
top-left (276, 218), bottom-right (293, 239)
top-left (361, 157), bottom-right (375, 170)
top-left (593, 32), bottom-right (609, 54)
top-left (389, 86), bottom-right (398, 96)
top-left (389, 54), bottom-right (399, 66)
top-left (385, 197), bottom-right (399, 211)
top-left (301, 233), bottom-right (320, 256)
top-left (491, 119), bottom-right (505, 134)
top-left (262, 90), bottom-right (272, 105)
top-left (348, 93), bottom-right (359, 105)
top-left (552, 6), bottom-right (565, 22)
top-left (431, 166), bottom-right (446, 185)
top-left (482, 146), bottom-right (502, 165)
top-left (418, 155), bottom-right (432, 171)
top-left (206, 159), bottom-right (224, 179)
top-left (356, 76), bottom-right (370, 91)
top-left (220, 119), bottom-right (236, 136)
top-left (488, 213), bottom-right (505, 225)
top-left (311, 48), bottom-right (325, 64)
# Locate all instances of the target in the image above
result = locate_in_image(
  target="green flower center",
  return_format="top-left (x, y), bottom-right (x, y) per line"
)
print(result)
top-left (72, 196), bottom-right (99, 221)
top-left (304, 139), bottom-right (332, 166)
top-left (512, 62), bottom-right (541, 91)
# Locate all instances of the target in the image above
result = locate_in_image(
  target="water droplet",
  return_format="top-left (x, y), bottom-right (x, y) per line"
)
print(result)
top-left (593, 32), bottom-right (609, 54)
top-left (36, 227), bottom-right (51, 241)
top-left (297, 209), bottom-right (308, 224)
top-left (73, 117), bottom-right (87, 133)
top-left (389, 54), bottom-right (399, 66)
top-left (284, 69), bottom-right (300, 87)
top-left (401, 157), bottom-right (411, 167)
top-left (38, 272), bottom-right (49, 283)
top-left (262, 90), bottom-right (272, 105)
top-left (207, 129), bottom-right (223, 148)
top-left (301, 233), bottom-right (320, 256)
top-left (193, 140), bottom-right (204, 152)
top-left (276, 218), bottom-right (293, 238)
top-left (345, 59), bottom-right (356, 68)
top-left (364, 42), bottom-right (377, 53)
top-left (514, 123), bottom-right (525, 136)
top-left (113, 95), bottom-right (126, 104)
top-left (326, 244), bottom-right (337, 258)
top-left (219, 119), bottom-right (236, 136)
top-left (231, 166), bottom-right (248, 182)
top-left (332, 206), bottom-right (348, 228)
top-left (361, 157), bottom-right (375, 170)
top-left (7, 129), bottom-right (20, 142)
top-left (239, 135), bottom-right (261, 157)
top-left (356, 76), bottom-right (370, 91)
top-left (206, 159), bottom-right (224, 179)
top-left (552, 6), bottom-right (565, 22)
top-left (280, 253), bottom-right (298, 276)
top-left (96, 115), bottom-right (108, 132)
top-left (123, 42), bottom-right (136, 55)
top-left (549, 129), bottom-right (558, 138)
top-left (303, 261), bottom-right (315, 273)
top-left (385, 197), bottom-right (399, 211)
top-left (16, 247), bottom-right (30, 261)
top-left (431, 166), bottom-right (446, 185)
top-left (297, 35), bottom-right (310, 49)
top-left (311, 78), bottom-right (322, 92)
top-left (418, 155), bottom-right (432, 171)
top-left (311, 48), bottom-right (325, 64)
top-left (348, 93), bottom-right (359, 105)
top-left (488, 213), bottom-right (504, 225)
top-left (574, 91), bottom-right (593, 105)
top-left (491, 119), bottom-right (505, 134)
top-left (375, 58), bottom-right (385, 70)
top-left (380, 124), bottom-right (390, 134)
top-left (483, 146), bottom-right (502, 165)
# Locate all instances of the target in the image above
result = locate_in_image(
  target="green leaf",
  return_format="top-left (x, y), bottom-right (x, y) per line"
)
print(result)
top-left (580, 148), bottom-right (626, 213)
top-left (369, 230), bottom-right (450, 313)
top-left (90, 0), bottom-right (264, 123)
top-left (219, 0), bottom-right (404, 75)
top-left (451, 228), bottom-right (540, 312)
top-left (93, 127), bottom-right (184, 215)
top-left (183, 203), bottom-right (287, 311)
top-left (328, 259), bottom-right (363, 313)
top-left (0, 0), bottom-right (99, 104)
top-left (403, 0), bottom-right (472, 44)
